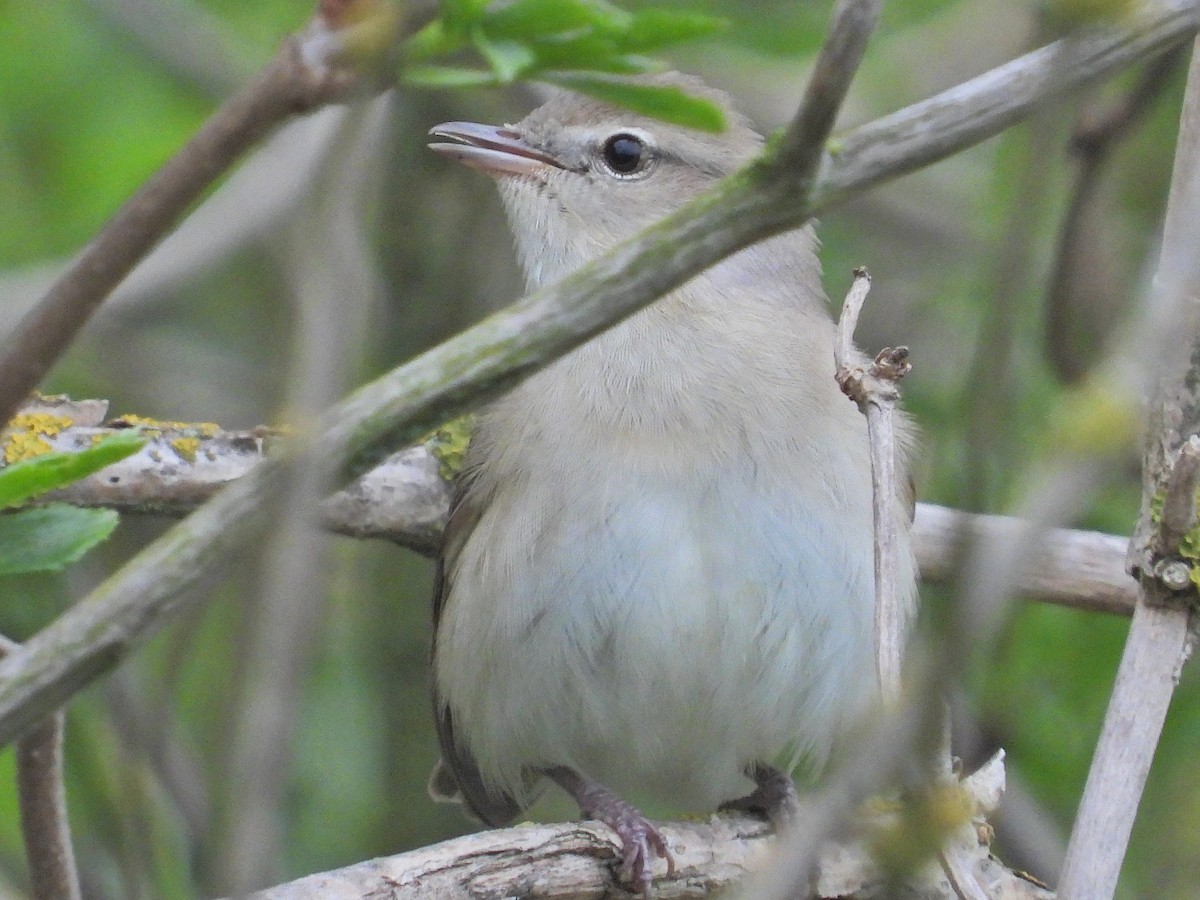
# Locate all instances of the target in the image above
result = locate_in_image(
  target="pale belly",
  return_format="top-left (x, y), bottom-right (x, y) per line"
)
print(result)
top-left (435, 460), bottom-right (879, 811)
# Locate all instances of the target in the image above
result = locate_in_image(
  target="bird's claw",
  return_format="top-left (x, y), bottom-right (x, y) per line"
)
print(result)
top-left (609, 811), bottom-right (674, 898)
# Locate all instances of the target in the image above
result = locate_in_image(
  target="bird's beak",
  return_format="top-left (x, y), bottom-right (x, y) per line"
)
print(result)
top-left (428, 122), bottom-right (566, 177)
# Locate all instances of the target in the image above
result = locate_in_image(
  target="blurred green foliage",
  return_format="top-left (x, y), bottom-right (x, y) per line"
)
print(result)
top-left (0, 1), bottom-right (1197, 898)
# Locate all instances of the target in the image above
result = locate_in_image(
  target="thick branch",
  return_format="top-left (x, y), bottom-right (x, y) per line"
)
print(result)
top-left (0, 5), bottom-right (1190, 748)
top-left (18, 411), bottom-right (1137, 614)
top-left (237, 756), bottom-right (1041, 900)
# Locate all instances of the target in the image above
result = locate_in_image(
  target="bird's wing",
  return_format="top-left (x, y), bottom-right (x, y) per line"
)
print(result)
top-left (429, 486), bottom-right (523, 826)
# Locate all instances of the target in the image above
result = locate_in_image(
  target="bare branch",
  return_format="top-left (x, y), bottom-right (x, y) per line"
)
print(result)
top-left (234, 755), bottom-right (1037, 900)
top-left (18, 408), bottom-right (1137, 613)
top-left (812, 0), bottom-right (1198, 211)
top-left (833, 268), bottom-right (910, 698)
top-left (912, 504), bottom-right (1136, 616)
top-left (1058, 35), bottom-right (1200, 900)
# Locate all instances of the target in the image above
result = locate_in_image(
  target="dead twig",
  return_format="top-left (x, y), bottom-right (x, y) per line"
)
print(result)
top-left (834, 267), bottom-right (911, 699)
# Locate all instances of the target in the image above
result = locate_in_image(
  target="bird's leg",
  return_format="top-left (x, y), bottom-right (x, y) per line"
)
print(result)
top-left (719, 762), bottom-right (800, 829)
top-left (545, 766), bottom-right (675, 897)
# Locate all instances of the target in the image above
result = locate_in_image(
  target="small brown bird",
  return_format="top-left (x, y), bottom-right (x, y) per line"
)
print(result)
top-left (427, 73), bottom-right (915, 895)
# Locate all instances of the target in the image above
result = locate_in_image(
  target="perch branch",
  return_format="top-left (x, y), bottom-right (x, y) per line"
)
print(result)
top-left (1057, 35), bottom-right (1200, 900)
top-left (235, 754), bottom-right (1044, 900)
top-left (0, 3), bottom-right (1191, 749)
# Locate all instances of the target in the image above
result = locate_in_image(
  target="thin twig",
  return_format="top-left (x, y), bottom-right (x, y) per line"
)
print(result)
top-left (776, 0), bottom-right (882, 177)
top-left (834, 268), bottom-right (910, 698)
top-left (0, 3), bottom-right (1194, 750)
top-left (0, 635), bottom-right (80, 900)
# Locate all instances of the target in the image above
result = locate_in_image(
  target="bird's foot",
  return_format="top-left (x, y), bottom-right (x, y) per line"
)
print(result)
top-left (720, 763), bottom-right (800, 830)
top-left (546, 767), bottom-right (674, 898)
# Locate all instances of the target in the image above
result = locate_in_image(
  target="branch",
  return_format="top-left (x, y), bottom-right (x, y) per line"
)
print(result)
top-left (1, 635), bottom-right (80, 900)
top-left (811, 0), bottom-right (1197, 210)
top-left (777, 0), bottom-right (881, 176)
top-left (0, 3), bottom-right (1190, 749)
top-left (235, 755), bottom-right (1043, 900)
top-left (833, 268), bottom-right (911, 698)
top-left (12, 405), bottom-right (1137, 614)
top-left (911, 503), bottom-right (1136, 616)
top-left (1058, 35), bottom-right (1200, 900)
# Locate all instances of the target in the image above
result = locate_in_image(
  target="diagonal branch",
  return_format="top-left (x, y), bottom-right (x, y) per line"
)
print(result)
top-left (0, 2), bottom-right (1196, 750)
top-left (0, 10), bottom-right (371, 431)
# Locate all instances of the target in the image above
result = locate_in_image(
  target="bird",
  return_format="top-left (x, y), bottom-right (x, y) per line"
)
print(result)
top-left (425, 72), bottom-right (916, 896)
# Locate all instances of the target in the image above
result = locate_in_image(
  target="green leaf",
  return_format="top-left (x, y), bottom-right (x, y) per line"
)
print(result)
top-left (619, 9), bottom-right (726, 52)
top-left (527, 35), bottom-right (649, 75)
top-left (482, 0), bottom-right (618, 40)
top-left (401, 65), bottom-right (502, 88)
top-left (403, 20), bottom-right (463, 64)
top-left (473, 31), bottom-right (537, 82)
top-left (439, 0), bottom-right (491, 35)
top-left (0, 431), bottom-right (144, 509)
top-left (543, 74), bottom-right (726, 132)
top-left (0, 505), bottom-right (119, 575)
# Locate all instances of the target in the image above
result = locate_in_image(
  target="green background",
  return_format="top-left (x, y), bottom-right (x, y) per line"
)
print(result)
top-left (0, 0), bottom-right (1195, 897)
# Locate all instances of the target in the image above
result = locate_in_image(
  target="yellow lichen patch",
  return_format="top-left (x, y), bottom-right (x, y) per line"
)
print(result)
top-left (171, 437), bottom-right (201, 462)
top-left (2, 412), bottom-right (75, 464)
top-left (424, 415), bottom-right (475, 482)
top-left (109, 413), bottom-right (220, 439)
top-left (4, 431), bottom-right (54, 464)
top-left (7, 411), bottom-right (73, 436)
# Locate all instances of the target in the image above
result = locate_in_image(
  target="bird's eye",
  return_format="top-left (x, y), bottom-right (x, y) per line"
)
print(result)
top-left (600, 133), bottom-right (650, 177)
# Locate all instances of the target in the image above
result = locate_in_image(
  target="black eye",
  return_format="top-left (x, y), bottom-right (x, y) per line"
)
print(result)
top-left (601, 133), bottom-right (647, 176)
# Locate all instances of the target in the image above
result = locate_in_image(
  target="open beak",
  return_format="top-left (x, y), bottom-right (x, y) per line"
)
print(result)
top-left (428, 122), bottom-right (566, 177)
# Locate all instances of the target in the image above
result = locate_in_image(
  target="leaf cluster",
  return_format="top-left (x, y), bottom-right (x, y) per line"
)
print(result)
top-left (0, 431), bottom-right (142, 576)
top-left (401, 0), bottom-right (728, 131)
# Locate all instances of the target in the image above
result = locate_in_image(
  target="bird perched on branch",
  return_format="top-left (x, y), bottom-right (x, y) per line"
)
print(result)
top-left (426, 72), bottom-right (916, 896)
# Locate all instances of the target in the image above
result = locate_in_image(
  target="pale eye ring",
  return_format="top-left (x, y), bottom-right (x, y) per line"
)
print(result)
top-left (600, 133), bottom-right (652, 178)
